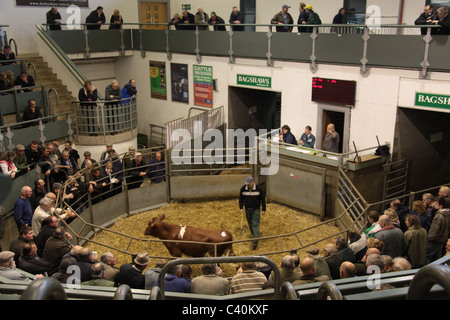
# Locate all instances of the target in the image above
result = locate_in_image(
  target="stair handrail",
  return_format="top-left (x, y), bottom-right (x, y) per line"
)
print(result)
top-left (35, 24), bottom-right (104, 99)
top-left (47, 88), bottom-right (59, 118)
top-left (26, 61), bottom-right (37, 81)
top-left (406, 264), bottom-right (450, 300)
top-left (8, 38), bottom-right (18, 57)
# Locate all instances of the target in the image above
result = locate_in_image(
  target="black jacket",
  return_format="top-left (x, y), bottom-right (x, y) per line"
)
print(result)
top-left (414, 11), bottom-right (438, 35)
top-left (435, 13), bottom-right (450, 35)
top-left (239, 184), bottom-right (266, 212)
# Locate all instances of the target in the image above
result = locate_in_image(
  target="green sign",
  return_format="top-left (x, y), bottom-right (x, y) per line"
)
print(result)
top-left (182, 4), bottom-right (191, 10)
top-left (237, 74), bottom-right (271, 88)
top-left (415, 92), bottom-right (450, 110)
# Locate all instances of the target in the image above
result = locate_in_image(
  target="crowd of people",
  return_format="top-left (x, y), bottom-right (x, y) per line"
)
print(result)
top-left (1, 139), bottom-right (166, 205)
top-left (78, 79), bottom-right (137, 136)
top-left (46, 6), bottom-right (123, 30)
top-left (40, 3), bottom-right (450, 35)
top-left (1, 146), bottom-right (449, 296)
top-left (0, 46), bottom-right (35, 94)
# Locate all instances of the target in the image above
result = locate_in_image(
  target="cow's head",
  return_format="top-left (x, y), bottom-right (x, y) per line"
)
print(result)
top-left (144, 214), bottom-right (165, 235)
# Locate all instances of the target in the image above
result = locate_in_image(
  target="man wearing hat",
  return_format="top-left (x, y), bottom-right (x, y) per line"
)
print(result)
top-left (303, 4), bottom-right (322, 33)
top-left (81, 150), bottom-right (97, 169)
top-left (239, 176), bottom-right (266, 249)
top-left (270, 4), bottom-right (294, 32)
top-left (0, 251), bottom-right (44, 281)
top-left (14, 144), bottom-right (30, 177)
top-left (128, 152), bottom-right (147, 190)
top-left (100, 143), bottom-right (113, 162)
top-left (116, 252), bottom-right (150, 289)
top-left (122, 146), bottom-right (136, 171)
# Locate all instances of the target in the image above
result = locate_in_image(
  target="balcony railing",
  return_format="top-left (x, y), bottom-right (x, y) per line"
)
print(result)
top-left (41, 23), bottom-right (448, 78)
top-left (72, 97), bottom-right (137, 139)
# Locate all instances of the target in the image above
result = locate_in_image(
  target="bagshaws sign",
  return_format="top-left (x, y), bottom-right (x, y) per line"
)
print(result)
top-left (415, 92), bottom-right (450, 110)
top-left (237, 74), bottom-right (271, 88)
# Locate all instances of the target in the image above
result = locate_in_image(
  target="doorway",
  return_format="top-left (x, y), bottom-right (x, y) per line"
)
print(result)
top-left (317, 105), bottom-right (351, 153)
top-left (393, 107), bottom-right (450, 191)
top-left (241, 0), bottom-right (256, 32)
top-left (140, 2), bottom-right (168, 30)
top-left (228, 86), bottom-right (281, 132)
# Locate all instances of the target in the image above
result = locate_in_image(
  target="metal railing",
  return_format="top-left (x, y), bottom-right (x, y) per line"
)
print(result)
top-left (72, 97), bottom-right (137, 139)
top-left (39, 23), bottom-right (447, 78)
top-left (257, 128), bottom-right (389, 167)
top-left (152, 256), bottom-right (281, 300)
top-left (165, 106), bottom-right (224, 149)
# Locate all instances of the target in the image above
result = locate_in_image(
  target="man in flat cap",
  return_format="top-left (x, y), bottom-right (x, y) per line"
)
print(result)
top-left (239, 176), bottom-right (266, 249)
top-left (0, 251), bottom-right (44, 281)
top-left (14, 144), bottom-right (30, 177)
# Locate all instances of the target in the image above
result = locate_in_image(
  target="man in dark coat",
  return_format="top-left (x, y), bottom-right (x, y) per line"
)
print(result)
top-left (42, 227), bottom-right (72, 275)
top-left (46, 6), bottom-right (62, 30)
top-left (18, 243), bottom-right (52, 275)
top-left (180, 10), bottom-right (195, 30)
top-left (431, 6), bottom-right (450, 35)
top-left (208, 12), bottom-right (226, 31)
top-left (414, 4), bottom-right (438, 35)
top-left (239, 176), bottom-right (266, 249)
top-left (85, 6), bottom-right (106, 30)
top-left (229, 6), bottom-right (244, 31)
top-left (128, 152), bottom-right (147, 190)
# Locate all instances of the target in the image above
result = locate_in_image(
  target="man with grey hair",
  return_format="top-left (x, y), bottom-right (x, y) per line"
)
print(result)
top-left (105, 79), bottom-right (122, 134)
top-left (431, 6), bottom-right (450, 35)
top-left (323, 243), bottom-right (343, 279)
top-left (264, 255), bottom-right (302, 288)
top-left (392, 257), bottom-right (411, 272)
top-left (100, 252), bottom-right (119, 282)
top-left (423, 192), bottom-right (437, 221)
top-left (81, 262), bottom-right (114, 287)
top-left (0, 251), bottom-right (44, 281)
top-left (366, 253), bottom-right (385, 274)
top-left (373, 215), bottom-right (406, 259)
top-left (194, 7), bottom-right (209, 30)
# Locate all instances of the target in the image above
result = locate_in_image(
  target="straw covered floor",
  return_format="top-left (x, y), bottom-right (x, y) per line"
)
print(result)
top-left (87, 199), bottom-right (341, 278)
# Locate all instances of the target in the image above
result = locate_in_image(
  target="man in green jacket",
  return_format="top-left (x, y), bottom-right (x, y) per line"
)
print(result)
top-left (271, 5), bottom-right (294, 32)
top-left (194, 7), bottom-right (209, 30)
top-left (303, 4), bottom-right (322, 32)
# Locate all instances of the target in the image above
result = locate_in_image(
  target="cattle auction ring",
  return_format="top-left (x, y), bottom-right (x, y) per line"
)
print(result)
top-left (87, 198), bottom-right (342, 277)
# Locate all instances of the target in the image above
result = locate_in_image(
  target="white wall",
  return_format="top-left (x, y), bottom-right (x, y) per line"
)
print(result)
top-left (114, 46), bottom-right (450, 156)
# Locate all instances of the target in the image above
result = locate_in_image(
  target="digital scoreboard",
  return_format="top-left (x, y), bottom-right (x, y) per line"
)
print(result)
top-left (312, 77), bottom-right (356, 106)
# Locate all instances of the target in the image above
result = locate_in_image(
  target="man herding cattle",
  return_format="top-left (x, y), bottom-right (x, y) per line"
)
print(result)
top-left (239, 176), bottom-right (266, 250)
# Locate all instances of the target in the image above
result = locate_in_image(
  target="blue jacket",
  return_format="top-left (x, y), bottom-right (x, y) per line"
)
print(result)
top-left (121, 83), bottom-right (137, 100)
top-left (154, 274), bottom-right (191, 293)
top-left (14, 197), bottom-right (33, 229)
top-left (282, 131), bottom-right (298, 145)
top-left (148, 159), bottom-right (165, 183)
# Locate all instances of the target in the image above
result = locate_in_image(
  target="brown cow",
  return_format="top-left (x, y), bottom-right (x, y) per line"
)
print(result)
top-left (144, 214), bottom-right (235, 257)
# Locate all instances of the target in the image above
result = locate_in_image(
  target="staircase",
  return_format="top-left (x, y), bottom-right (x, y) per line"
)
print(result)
top-left (20, 54), bottom-right (76, 119)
